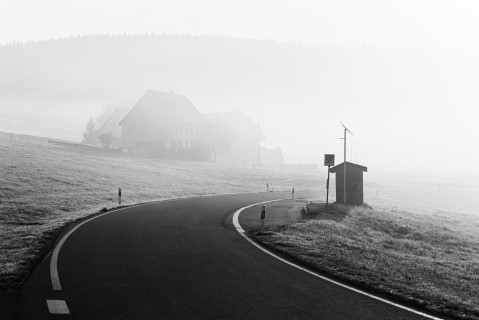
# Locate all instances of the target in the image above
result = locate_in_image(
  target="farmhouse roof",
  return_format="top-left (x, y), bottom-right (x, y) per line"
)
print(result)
top-left (119, 90), bottom-right (209, 126)
top-left (97, 107), bottom-right (130, 133)
top-left (203, 110), bottom-right (265, 139)
top-left (329, 161), bottom-right (368, 173)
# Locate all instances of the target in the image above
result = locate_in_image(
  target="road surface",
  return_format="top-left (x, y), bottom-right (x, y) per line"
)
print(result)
top-left (15, 192), bottom-right (441, 319)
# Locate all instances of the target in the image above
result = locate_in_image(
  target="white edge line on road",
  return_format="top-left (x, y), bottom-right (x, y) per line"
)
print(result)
top-left (232, 200), bottom-right (445, 320)
top-left (50, 209), bottom-right (116, 290)
top-left (50, 201), bottom-right (165, 290)
top-left (49, 192), bottom-right (290, 291)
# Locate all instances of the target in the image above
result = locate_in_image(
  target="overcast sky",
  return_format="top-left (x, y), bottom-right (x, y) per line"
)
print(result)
top-left (1, 0), bottom-right (478, 179)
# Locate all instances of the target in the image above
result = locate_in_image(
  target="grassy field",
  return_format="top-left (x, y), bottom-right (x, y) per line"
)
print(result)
top-left (0, 133), bottom-right (319, 291)
top-left (251, 203), bottom-right (479, 319)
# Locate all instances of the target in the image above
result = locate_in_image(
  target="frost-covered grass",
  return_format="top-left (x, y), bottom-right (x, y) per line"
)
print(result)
top-left (251, 203), bottom-right (479, 320)
top-left (0, 133), bottom-right (319, 290)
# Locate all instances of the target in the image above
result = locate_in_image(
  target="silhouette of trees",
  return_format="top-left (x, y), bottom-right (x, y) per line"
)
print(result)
top-left (82, 117), bottom-right (98, 145)
top-left (98, 132), bottom-right (113, 149)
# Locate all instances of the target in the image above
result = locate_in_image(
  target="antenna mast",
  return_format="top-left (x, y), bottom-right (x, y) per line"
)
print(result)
top-left (339, 122), bottom-right (353, 204)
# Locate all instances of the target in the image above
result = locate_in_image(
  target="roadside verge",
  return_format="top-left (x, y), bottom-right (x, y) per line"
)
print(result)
top-left (232, 200), bottom-right (445, 320)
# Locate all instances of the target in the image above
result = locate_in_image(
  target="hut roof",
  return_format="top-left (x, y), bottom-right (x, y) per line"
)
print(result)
top-left (329, 161), bottom-right (368, 173)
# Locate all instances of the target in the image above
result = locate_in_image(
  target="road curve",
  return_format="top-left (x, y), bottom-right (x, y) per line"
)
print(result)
top-left (16, 192), bottom-right (438, 319)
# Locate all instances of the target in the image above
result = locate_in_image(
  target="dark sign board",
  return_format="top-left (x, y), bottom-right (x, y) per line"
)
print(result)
top-left (324, 154), bottom-right (335, 167)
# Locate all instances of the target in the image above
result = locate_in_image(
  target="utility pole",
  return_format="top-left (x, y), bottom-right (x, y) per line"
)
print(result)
top-left (339, 122), bottom-right (353, 205)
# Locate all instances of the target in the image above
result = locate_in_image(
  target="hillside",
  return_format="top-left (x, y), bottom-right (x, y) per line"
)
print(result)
top-left (0, 35), bottom-right (470, 139)
top-left (2, 34), bottom-right (478, 172)
top-left (0, 34), bottom-right (457, 107)
top-left (0, 132), bottom-right (319, 290)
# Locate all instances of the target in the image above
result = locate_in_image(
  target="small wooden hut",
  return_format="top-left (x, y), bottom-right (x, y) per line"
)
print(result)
top-left (329, 162), bottom-right (367, 205)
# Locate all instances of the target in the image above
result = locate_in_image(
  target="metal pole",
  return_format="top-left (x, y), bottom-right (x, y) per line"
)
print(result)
top-left (343, 128), bottom-right (347, 205)
top-left (326, 166), bottom-right (330, 210)
top-left (339, 122), bottom-right (353, 205)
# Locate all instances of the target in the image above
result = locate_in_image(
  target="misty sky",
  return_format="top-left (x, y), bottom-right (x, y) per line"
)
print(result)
top-left (1, 0), bottom-right (478, 178)
top-left (2, 0), bottom-right (479, 53)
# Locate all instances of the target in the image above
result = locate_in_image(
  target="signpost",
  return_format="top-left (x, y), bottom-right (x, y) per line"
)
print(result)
top-left (324, 154), bottom-right (334, 210)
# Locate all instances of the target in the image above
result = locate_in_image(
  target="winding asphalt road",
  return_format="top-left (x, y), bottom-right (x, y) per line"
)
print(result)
top-left (15, 192), bottom-right (440, 319)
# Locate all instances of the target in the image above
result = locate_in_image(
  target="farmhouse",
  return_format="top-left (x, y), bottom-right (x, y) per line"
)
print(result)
top-left (119, 90), bottom-right (211, 160)
top-left (203, 110), bottom-right (262, 166)
top-left (117, 90), bottom-right (282, 165)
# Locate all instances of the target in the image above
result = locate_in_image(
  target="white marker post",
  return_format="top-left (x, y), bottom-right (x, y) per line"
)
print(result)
top-left (118, 187), bottom-right (122, 206)
top-left (261, 205), bottom-right (266, 230)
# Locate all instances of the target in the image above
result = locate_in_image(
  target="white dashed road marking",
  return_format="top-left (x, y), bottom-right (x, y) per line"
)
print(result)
top-left (46, 300), bottom-right (70, 314)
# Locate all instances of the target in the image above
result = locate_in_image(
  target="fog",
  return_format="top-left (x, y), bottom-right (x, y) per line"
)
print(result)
top-left (1, 1), bottom-right (478, 179)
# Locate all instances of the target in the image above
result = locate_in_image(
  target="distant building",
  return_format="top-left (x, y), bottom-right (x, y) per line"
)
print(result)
top-left (95, 107), bottom-right (130, 149)
top-left (203, 110), bottom-right (262, 166)
top-left (119, 90), bottom-right (211, 160)
top-left (259, 145), bottom-right (284, 166)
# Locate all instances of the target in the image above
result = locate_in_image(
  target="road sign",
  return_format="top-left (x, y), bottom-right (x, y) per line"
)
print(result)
top-left (324, 154), bottom-right (335, 167)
